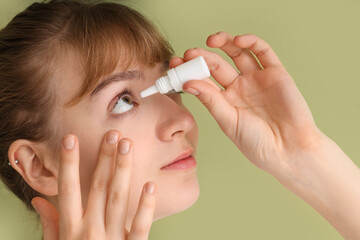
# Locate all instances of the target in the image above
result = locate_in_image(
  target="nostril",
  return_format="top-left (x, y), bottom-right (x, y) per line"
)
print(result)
top-left (172, 129), bottom-right (184, 137)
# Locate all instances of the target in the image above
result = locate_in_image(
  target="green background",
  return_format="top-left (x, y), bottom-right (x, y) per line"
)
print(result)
top-left (1, 0), bottom-right (359, 239)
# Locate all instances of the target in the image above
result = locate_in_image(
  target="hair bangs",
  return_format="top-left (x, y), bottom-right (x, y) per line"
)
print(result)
top-left (63, 3), bottom-right (174, 106)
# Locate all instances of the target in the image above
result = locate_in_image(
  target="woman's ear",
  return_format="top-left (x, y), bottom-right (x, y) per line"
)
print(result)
top-left (7, 139), bottom-right (58, 196)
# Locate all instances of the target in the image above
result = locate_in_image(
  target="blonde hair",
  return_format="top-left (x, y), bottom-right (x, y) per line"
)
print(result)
top-left (0, 0), bottom-right (174, 211)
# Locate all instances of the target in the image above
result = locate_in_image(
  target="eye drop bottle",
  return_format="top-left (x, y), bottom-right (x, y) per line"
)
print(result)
top-left (140, 56), bottom-right (210, 98)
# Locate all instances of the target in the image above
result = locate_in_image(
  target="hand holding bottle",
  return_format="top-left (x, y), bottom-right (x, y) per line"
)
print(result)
top-left (31, 131), bottom-right (157, 240)
top-left (170, 31), bottom-right (323, 178)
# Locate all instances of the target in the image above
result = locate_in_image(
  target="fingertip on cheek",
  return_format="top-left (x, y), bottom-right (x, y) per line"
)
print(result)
top-left (63, 135), bottom-right (76, 150)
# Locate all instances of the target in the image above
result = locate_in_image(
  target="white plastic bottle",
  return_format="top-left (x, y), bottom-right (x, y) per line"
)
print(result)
top-left (140, 56), bottom-right (210, 98)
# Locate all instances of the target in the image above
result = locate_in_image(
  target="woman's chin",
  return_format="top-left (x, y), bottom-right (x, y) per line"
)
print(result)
top-left (153, 178), bottom-right (200, 221)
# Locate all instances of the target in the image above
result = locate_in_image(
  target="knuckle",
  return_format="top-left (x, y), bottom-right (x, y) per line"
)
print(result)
top-left (63, 222), bottom-right (76, 236)
top-left (211, 61), bottom-right (221, 73)
top-left (141, 198), bottom-right (156, 209)
top-left (108, 191), bottom-right (122, 204)
top-left (229, 48), bottom-right (245, 59)
top-left (60, 149), bottom-right (77, 164)
top-left (108, 188), bottom-right (128, 205)
top-left (132, 223), bottom-right (150, 235)
top-left (257, 46), bottom-right (270, 58)
top-left (91, 177), bottom-right (107, 192)
top-left (60, 155), bottom-right (73, 164)
top-left (83, 226), bottom-right (99, 240)
top-left (201, 94), bottom-right (215, 109)
top-left (115, 156), bottom-right (131, 169)
top-left (99, 143), bottom-right (116, 158)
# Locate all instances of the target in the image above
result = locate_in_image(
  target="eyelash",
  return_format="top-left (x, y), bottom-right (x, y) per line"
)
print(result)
top-left (110, 88), bottom-right (185, 119)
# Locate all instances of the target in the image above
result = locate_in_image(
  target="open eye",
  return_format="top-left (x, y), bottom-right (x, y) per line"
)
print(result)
top-left (111, 94), bottom-right (135, 114)
top-left (110, 89), bottom-right (184, 116)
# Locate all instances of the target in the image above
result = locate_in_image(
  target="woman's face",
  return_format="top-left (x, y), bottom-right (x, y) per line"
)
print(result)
top-left (55, 51), bottom-right (200, 227)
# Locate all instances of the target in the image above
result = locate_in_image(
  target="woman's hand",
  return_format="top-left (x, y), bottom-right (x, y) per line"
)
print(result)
top-left (170, 31), bottom-right (360, 239)
top-left (31, 131), bottom-right (157, 240)
top-left (170, 32), bottom-right (323, 178)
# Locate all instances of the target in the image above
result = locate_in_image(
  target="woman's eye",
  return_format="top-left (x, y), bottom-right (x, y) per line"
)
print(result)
top-left (111, 94), bottom-right (135, 114)
top-left (110, 89), bottom-right (184, 116)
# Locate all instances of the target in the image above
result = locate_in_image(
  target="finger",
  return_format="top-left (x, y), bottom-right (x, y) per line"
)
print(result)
top-left (169, 56), bottom-right (222, 91)
top-left (85, 130), bottom-right (120, 225)
top-left (183, 47), bottom-right (240, 89)
top-left (58, 134), bottom-right (83, 230)
top-left (128, 182), bottom-right (157, 240)
top-left (32, 197), bottom-right (60, 240)
top-left (233, 34), bottom-right (282, 68)
top-left (207, 31), bottom-right (262, 74)
top-left (169, 56), bottom-right (184, 68)
top-left (106, 138), bottom-right (133, 238)
top-left (183, 79), bottom-right (236, 133)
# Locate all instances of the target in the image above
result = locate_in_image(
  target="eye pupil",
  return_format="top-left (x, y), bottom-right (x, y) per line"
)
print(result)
top-left (123, 96), bottom-right (131, 104)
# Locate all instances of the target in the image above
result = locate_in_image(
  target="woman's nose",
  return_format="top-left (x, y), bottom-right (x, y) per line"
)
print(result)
top-left (155, 96), bottom-right (196, 141)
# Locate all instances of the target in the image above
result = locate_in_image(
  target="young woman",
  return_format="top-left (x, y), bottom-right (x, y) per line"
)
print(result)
top-left (1, 1), bottom-right (199, 238)
top-left (1, 0), bottom-right (359, 239)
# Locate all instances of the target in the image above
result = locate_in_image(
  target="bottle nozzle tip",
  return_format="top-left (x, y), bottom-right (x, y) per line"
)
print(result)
top-left (140, 85), bottom-right (159, 98)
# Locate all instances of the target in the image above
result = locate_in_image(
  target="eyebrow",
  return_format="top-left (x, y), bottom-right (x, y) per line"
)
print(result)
top-left (90, 70), bottom-right (144, 98)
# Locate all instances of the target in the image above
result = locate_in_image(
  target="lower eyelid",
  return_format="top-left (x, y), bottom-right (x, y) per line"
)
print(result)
top-left (110, 102), bottom-right (138, 119)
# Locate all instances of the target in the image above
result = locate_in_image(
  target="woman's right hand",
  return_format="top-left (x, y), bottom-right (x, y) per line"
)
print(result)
top-left (171, 32), bottom-right (360, 240)
top-left (171, 32), bottom-right (324, 179)
top-left (31, 131), bottom-right (157, 240)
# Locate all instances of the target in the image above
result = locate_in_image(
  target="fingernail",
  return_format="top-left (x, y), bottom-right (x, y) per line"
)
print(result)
top-left (146, 182), bottom-right (156, 195)
top-left (119, 139), bottom-right (130, 154)
top-left (63, 135), bottom-right (75, 150)
top-left (31, 200), bottom-right (39, 213)
top-left (184, 88), bottom-right (199, 96)
top-left (107, 131), bottom-right (119, 144)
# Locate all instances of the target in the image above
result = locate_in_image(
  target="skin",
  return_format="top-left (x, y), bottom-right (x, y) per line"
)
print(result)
top-left (9, 32), bottom-right (360, 239)
top-left (53, 56), bottom-right (200, 224)
top-left (8, 51), bottom-right (200, 238)
top-left (177, 32), bottom-right (360, 239)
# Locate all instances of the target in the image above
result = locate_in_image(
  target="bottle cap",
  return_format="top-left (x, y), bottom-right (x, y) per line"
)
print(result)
top-left (140, 56), bottom-right (210, 98)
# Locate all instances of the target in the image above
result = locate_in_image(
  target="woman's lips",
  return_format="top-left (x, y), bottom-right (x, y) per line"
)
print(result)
top-left (161, 148), bottom-right (194, 169)
top-left (160, 155), bottom-right (197, 170)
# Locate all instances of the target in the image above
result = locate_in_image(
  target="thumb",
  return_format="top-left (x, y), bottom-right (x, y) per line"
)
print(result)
top-left (32, 197), bottom-right (60, 240)
top-left (183, 80), bottom-right (235, 132)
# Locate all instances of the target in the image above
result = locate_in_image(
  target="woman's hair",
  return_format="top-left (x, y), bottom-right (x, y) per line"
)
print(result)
top-left (0, 0), bottom-right (174, 211)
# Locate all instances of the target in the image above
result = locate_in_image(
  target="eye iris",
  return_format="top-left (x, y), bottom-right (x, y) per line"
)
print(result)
top-left (123, 96), bottom-right (132, 104)
top-left (111, 95), bottom-right (134, 114)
